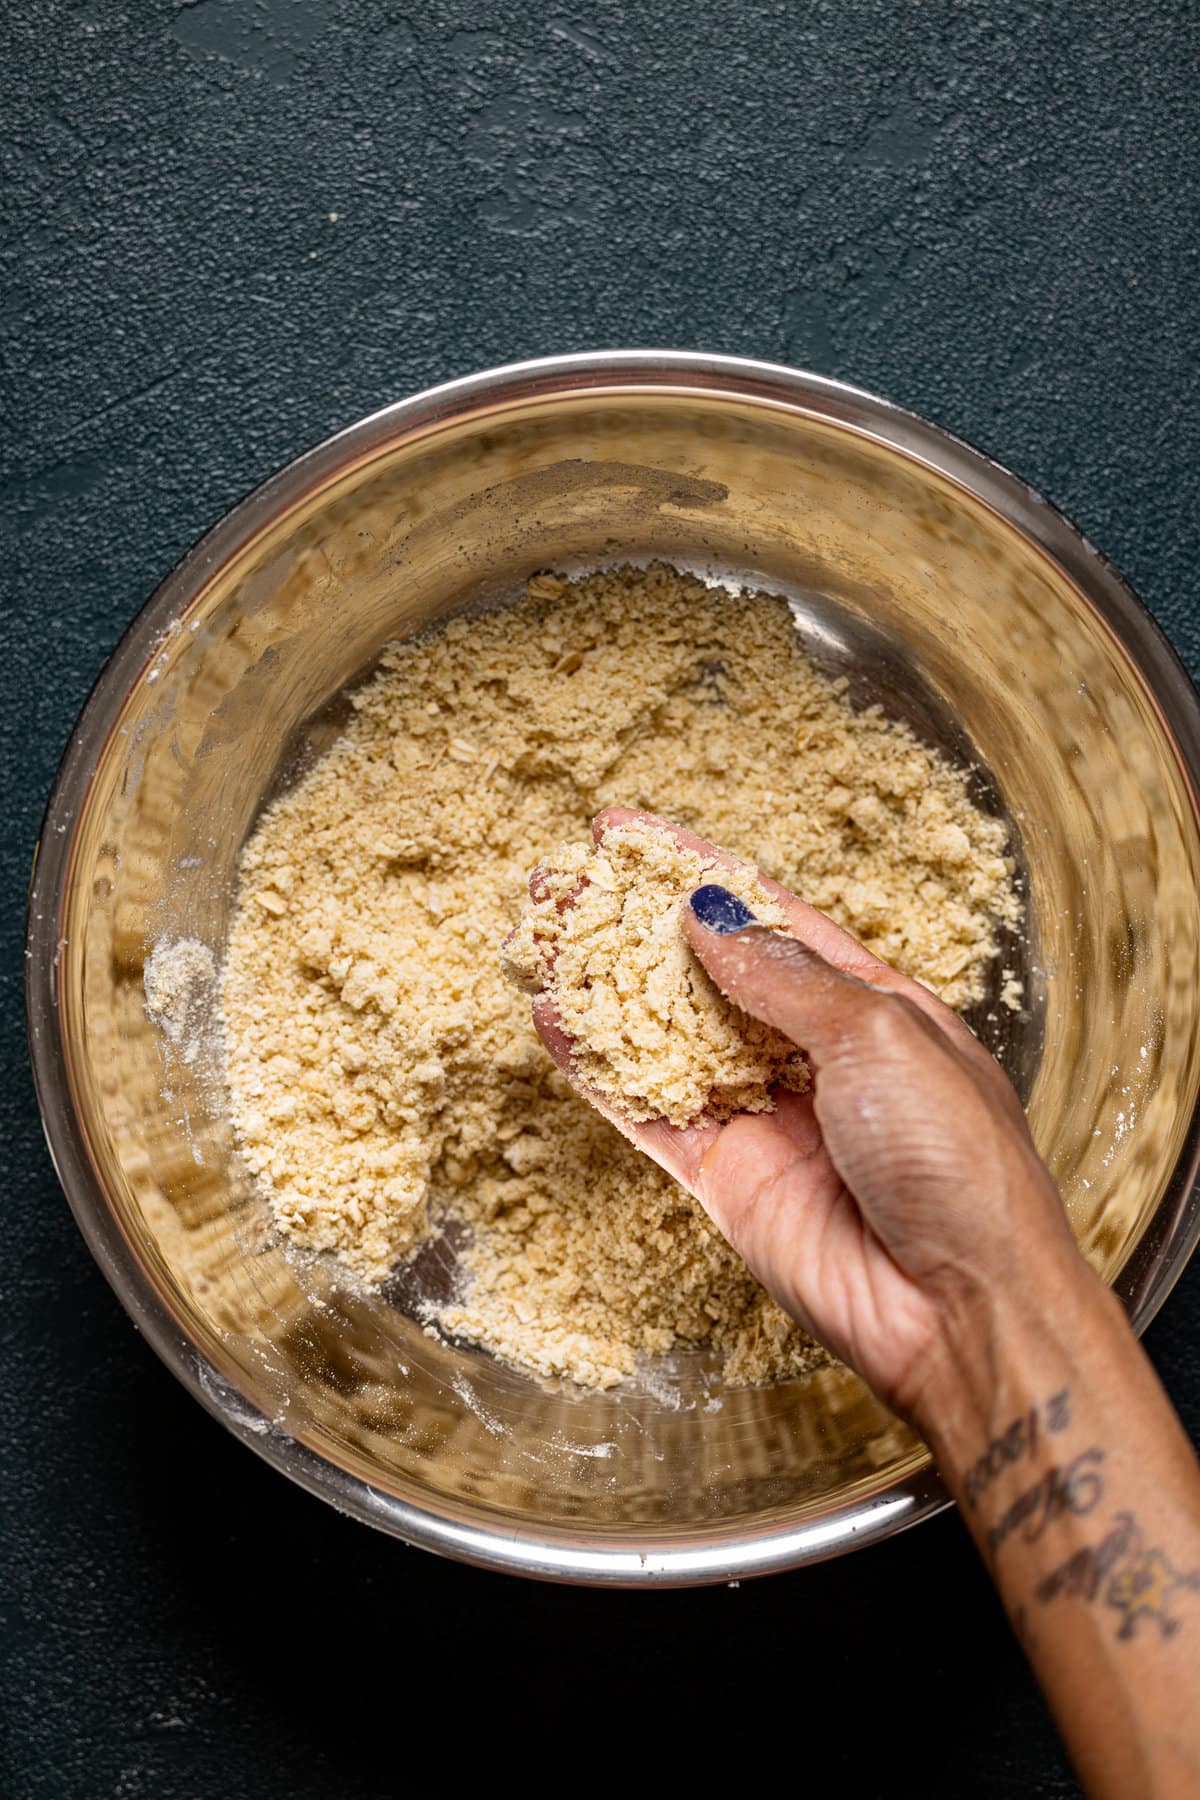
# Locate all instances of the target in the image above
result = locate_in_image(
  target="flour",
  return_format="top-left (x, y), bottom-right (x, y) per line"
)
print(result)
top-left (144, 937), bottom-right (216, 1068)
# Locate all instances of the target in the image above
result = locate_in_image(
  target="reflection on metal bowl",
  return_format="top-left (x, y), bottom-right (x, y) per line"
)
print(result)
top-left (26, 353), bottom-right (1200, 1584)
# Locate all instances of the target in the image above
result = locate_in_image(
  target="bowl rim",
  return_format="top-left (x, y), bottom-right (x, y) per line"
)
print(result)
top-left (26, 349), bottom-right (1200, 1586)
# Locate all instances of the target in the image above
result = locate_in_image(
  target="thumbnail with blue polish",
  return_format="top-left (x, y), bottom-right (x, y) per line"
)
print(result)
top-left (689, 885), bottom-right (759, 934)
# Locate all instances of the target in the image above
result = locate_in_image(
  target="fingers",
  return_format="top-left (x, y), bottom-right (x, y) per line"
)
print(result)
top-left (594, 806), bottom-right (886, 976)
top-left (509, 863), bottom-right (588, 993)
top-left (528, 866), bottom-right (554, 905)
top-left (530, 991), bottom-right (585, 1079)
top-left (600, 808), bottom-right (1012, 1102)
top-left (594, 805), bottom-right (967, 1034)
top-left (683, 911), bottom-right (903, 1073)
top-left (683, 895), bottom-right (1026, 1128)
top-left (527, 863), bottom-right (583, 910)
top-left (531, 993), bottom-right (721, 1190)
top-left (529, 810), bottom-right (1020, 1178)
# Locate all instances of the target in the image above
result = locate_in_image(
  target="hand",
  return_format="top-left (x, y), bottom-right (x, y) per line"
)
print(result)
top-left (530, 807), bottom-right (1083, 1422)
top-left (528, 811), bottom-right (1200, 1797)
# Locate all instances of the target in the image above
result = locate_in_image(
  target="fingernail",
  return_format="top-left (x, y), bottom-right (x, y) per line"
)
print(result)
top-left (689, 884), bottom-right (759, 934)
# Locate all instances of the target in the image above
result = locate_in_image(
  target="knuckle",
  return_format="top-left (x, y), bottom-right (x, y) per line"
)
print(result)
top-left (859, 990), bottom-right (924, 1057)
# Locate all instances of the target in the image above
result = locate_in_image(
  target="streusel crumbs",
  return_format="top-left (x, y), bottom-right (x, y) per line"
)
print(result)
top-left (502, 817), bottom-right (809, 1125)
top-left (219, 564), bottom-right (1019, 1388)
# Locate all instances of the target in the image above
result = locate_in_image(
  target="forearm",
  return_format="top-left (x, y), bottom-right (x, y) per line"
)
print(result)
top-left (914, 1249), bottom-right (1200, 1799)
top-left (665, 857), bottom-right (1200, 1787)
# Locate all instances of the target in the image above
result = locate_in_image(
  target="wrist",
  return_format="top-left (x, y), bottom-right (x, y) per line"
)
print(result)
top-left (902, 1243), bottom-right (1128, 1480)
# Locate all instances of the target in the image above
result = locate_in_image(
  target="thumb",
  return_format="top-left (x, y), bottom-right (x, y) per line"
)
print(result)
top-left (683, 883), bottom-right (898, 1071)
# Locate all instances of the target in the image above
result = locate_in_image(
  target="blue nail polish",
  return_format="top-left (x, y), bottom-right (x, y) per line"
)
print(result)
top-left (689, 884), bottom-right (759, 934)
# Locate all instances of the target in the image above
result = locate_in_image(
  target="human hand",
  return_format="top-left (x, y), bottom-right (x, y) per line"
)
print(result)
top-left (529, 806), bottom-right (1083, 1424)
top-left (526, 811), bottom-right (1200, 1800)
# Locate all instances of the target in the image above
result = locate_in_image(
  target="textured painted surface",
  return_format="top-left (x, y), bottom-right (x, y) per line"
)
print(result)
top-left (3, 3), bottom-right (1198, 1795)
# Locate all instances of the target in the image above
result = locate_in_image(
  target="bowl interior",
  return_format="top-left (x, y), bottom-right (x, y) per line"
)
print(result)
top-left (45, 372), bottom-right (1200, 1571)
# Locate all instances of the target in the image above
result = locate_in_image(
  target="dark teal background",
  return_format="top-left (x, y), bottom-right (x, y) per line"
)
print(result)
top-left (4, 4), bottom-right (1198, 1795)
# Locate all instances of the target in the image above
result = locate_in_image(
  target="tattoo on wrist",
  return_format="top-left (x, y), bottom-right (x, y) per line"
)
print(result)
top-left (1038, 1512), bottom-right (1200, 1640)
top-left (962, 1389), bottom-right (1070, 1508)
top-left (985, 1447), bottom-right (1104, 1554)
top-left (961, 1385), bottom-right (1200, 1642)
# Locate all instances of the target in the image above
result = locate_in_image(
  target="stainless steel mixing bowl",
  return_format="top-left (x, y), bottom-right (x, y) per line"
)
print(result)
top-left (27, 352), bottom-right (1200, 1585)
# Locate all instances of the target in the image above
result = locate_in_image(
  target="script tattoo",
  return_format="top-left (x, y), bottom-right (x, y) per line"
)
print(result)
top-left (986, 1447), bottom-right (1105, 1555)
top-left (1036, 1509), bottom-right (1138, 1604)
top-left (963, 1388), bottom-right (1071, 1508)
top-left (964, 1385), bottom-right (1200, 1642)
